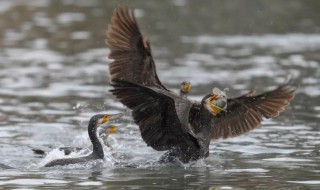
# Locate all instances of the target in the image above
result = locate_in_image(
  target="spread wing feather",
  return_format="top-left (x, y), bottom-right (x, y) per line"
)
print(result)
top-left (106, 6), bottom-right (166, 89)
top-left (210, 80), bottom-right (297, 139)
top-left (110, 80), bottom-right (197, 150)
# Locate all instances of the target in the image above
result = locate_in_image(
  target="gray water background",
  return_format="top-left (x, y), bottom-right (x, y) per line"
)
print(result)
top-left (0, 0), bottom-right (319, 189)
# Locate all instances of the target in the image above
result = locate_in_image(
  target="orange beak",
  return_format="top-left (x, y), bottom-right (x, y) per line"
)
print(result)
top-left (101, 115), bottom-right (109, 124)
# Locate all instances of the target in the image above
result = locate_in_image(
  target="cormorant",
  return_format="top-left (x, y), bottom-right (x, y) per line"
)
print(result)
top-left (180, 81), bottom-right (191, 97)
top-left (32, 147), bottom-right (82, 156)
top-left (32, 125), bottom-right (117, 157)
top-left (106, 6), bottom-right (297, 163)
top-left (44, 113), bottom-right (122, 167)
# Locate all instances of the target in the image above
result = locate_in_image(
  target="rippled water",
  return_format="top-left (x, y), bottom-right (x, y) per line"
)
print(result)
top-left (0, 0), bottom-right (319, 189)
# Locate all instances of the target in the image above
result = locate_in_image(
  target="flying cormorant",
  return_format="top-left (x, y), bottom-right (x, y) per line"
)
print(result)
top-left (106, 6), bottom-right (297, 163)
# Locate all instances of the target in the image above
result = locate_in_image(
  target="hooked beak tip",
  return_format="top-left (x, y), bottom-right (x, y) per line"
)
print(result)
top-left (109, 113), bottom-right (123, 120)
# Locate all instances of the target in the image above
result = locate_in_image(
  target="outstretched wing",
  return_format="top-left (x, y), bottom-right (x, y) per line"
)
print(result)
top-left (210, 81), bottom-right (297, 140)
top-left (110, 80), bottom-right (197, 151)
top-left (106, 6), bottom-right (166, 89)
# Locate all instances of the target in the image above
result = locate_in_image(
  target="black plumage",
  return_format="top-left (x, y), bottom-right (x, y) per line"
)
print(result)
top-left (45, 113), bottom-right (122, 167)
top-left (106, 6), bottom-right (297, 163)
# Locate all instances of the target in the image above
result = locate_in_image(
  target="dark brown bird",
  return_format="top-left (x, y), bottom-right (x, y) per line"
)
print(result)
top-left (106, 6), bottom-right (297, 163)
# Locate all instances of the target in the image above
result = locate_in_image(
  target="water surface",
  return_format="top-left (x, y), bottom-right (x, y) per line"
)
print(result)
top-left (0, 0), bottom-right (319, 189)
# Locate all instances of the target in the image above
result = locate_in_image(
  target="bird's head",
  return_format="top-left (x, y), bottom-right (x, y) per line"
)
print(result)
top-left (99, 124), bottom-right (118, 138)
top-left (90, 113), bottom-right (123, 129)
top-left (203, 87), bottom-right (228, 116)
top-left (181, 81), bottom-right (191, 94)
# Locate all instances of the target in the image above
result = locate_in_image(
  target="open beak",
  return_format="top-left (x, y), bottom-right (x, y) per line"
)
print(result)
top-left (208, 95), bottom-right (227, 115)
top-left (108, 113), bottom-right (124, 120)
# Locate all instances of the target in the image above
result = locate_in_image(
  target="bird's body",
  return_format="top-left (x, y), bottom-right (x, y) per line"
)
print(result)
top-left (106, 6), bottom-right (297, 163)
top-left (33, 128), bottom-right (114, 157)
top-left (111, 79), bottom-right (295, 163)
top-left (44, 113), bottom-right (122, 167)
top-left (44, 154), bottom-right (98, 167)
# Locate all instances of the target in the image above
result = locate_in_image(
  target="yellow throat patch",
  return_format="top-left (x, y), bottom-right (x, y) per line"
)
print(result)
top-left (107, 125), bottom-right (117, 134)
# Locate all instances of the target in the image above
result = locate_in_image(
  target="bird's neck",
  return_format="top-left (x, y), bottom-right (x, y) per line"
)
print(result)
top-left (88, 124), bottom-right (104, 159)
top-left (180, 90), bottom-right (187, 97)
top-left (199, 103), bottom-right (214, 137)
top-left (200, 101), bottom-right (212, 119)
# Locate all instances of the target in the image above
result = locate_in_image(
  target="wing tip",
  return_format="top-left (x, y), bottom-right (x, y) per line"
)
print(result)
top-left (106, 5), bottom-right (137, 46)
top-left (211, 78), bottom-right (299, 140)
top-left (278, 78), bottom-right (299, 102)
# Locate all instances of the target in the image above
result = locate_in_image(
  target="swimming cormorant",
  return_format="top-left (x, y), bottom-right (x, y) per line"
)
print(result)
top-left (44, 113), bottom-right (122, 167)
top-left (32, 125), bottom-right (117, 157)
top-left (106, 6), bottom-right (297, 163)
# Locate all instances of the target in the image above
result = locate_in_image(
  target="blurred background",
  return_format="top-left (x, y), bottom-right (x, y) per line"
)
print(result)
top-left (1, 0), bottom-right (320, 53)
top-left (0, 0), bottom-right (319, 189)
